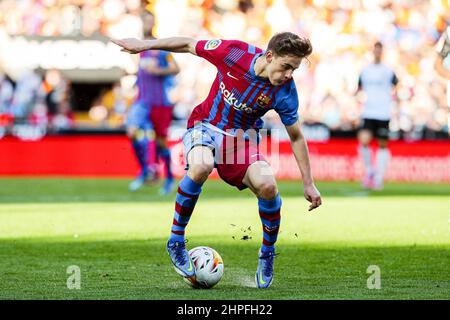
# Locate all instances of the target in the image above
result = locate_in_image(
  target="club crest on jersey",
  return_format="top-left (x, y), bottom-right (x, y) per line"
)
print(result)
top-left (204, 39), bottom-right (222, 51)
top-left (256, 94), bottom-right (271, 108)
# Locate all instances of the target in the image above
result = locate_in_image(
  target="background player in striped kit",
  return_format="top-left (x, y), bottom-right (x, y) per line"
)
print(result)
top-left (126, 11), bottom-right (179, 193)
top-left (112, 32), bottom-right (322, 288)
top-left (356, 41), bottom-right (398, 191)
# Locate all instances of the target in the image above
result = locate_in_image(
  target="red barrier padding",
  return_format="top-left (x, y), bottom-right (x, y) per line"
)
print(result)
top-left (0, 135), bottom-right (138, 176)
top-left (0, 135), bottom-right (448, 182)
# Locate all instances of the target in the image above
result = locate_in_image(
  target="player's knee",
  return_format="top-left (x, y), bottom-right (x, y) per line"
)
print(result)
top-left (127, 128), bottom-right (136, 139)
top-left (188, 163), bottom-right (214, 182)
top-left (359, 137), bottom-right (371, 147)
top-left (378, 139), bottom-right (388, 148)
top-left (256, 181), bottom-right (278, 200)
top-left (358, 131), bottom-right (371, 146)
top-left (358, 137), bottom-right (369, 146)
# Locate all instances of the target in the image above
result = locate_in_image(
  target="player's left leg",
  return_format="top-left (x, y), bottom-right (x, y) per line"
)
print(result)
top-left (242, 161), bottom-right (281, 289)
top-left (216, 133), bottom-right (280, 288)
top-left (373, 120), bottom-right (390, 190)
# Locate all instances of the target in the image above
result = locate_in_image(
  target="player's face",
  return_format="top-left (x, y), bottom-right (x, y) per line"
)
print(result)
top-left (266, 53), bottom-right (302, 86)
top-left (373, 45), bottom-right (383, 61)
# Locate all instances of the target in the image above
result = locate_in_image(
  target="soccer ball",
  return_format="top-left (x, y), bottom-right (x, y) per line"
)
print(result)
top-left (184, 246), bottom-right (224, 289)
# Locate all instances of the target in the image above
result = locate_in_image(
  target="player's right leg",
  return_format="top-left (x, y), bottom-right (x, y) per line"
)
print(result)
top-left (357, 122), bottom-right (374, 189)
top-left (370, 120), bottom-right (391, 190)
top-left (167, 128), bottom-right (216, 278)
top-left (126, 101), bottom-right (156, 191)
top-left (127, 125), bottom-right (152, 192)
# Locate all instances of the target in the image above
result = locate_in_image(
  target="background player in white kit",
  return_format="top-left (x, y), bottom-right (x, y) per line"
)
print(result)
top-left (356, 42), bottom-right (398, 190)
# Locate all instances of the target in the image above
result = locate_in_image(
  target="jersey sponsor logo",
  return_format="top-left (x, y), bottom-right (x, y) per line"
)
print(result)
top-left (226, 72), bottom-right (239, 80)
top-left (204, 39), bottom-right (222, 51)
top-left (219, 82), bottom-right (253, 114)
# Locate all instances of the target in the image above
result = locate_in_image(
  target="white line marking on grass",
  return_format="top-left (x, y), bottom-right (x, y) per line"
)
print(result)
top-left (167, 280), bottom-right (189, 289)
top-left (226, 268), bottom-right (256, 288)
top-left (341, 191), bottom-right (370, 197)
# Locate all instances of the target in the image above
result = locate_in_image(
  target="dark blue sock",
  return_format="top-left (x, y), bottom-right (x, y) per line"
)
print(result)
top-left (160, 147), bottom-right (173, 180)
top-left (131, 135), bottom-right (149, 178)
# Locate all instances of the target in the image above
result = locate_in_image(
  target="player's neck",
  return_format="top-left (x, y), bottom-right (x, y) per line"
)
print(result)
top-left (254, 56), bottom-right (269, 79)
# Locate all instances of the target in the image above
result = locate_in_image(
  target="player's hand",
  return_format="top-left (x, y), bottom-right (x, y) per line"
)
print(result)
top-left (303, 183), bottom-right (322, 212)
top-left (140, 58), bottom-right (161, 74)
top-left (111, 38), bottom-right (147, 54)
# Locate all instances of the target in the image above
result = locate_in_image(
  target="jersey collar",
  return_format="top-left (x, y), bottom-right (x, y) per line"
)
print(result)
top-left (249, 51), bottom-right (270, 82)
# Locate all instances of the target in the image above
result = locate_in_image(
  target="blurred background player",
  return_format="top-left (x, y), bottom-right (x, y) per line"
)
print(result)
top-left (126, 11), bottom-right (180, 193)
top-left (356, 42), bottom-right (398, 191)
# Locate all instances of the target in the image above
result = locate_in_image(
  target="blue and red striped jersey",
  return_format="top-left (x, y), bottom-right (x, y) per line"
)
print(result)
top-left (187, 39), bottom-right (299, 130)
top-left (136, 50), bottom-right (175, 107)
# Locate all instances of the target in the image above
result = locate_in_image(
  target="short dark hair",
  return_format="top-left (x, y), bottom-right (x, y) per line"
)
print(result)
top-left (267, 32), bottom-right (313, 58)
top-left (374, 41), bottom-right (383, 49)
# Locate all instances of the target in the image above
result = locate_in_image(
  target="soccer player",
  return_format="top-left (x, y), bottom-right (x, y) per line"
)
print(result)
top-left (126, 12), bottom-right (180, 193)
top-left (112, 32), bottom-right (322, 288)
top-left (356, 42), bottom-right (398, 191)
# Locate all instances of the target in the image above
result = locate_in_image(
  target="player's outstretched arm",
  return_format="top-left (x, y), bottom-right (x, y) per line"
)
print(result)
top-left (111, 37), bottom-right (198, 55)
top-left (285, 120), bottom-right (322, 211)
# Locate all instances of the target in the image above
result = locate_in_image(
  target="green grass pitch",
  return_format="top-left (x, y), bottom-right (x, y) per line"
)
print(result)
top-left (0, 178), bottom-right (449, 299)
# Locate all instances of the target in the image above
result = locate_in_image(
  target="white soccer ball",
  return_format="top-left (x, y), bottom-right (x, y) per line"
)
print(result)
top-left (185, 246), bottom-right (224, 289)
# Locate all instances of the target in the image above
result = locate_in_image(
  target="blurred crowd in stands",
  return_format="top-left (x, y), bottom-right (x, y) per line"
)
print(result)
top-left (0, 0), bottom-right (449, 140)
top-left (0, 69), bottom-right (74, 137)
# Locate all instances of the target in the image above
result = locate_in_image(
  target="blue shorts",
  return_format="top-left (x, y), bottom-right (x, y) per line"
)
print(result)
top-left (182, 122), bottom-right (263, 160)
top-left (126, 101), bottom-right (153, 130)
top-left (181, 122), bottom-right (265, 190)
top-left (182, 122), bottom-right (225, 163)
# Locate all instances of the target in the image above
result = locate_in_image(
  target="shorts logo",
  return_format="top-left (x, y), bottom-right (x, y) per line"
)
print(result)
top-left (204, 39), bottom-right (222, 50)
top-left (191, 130), bottom-right (203, 143)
